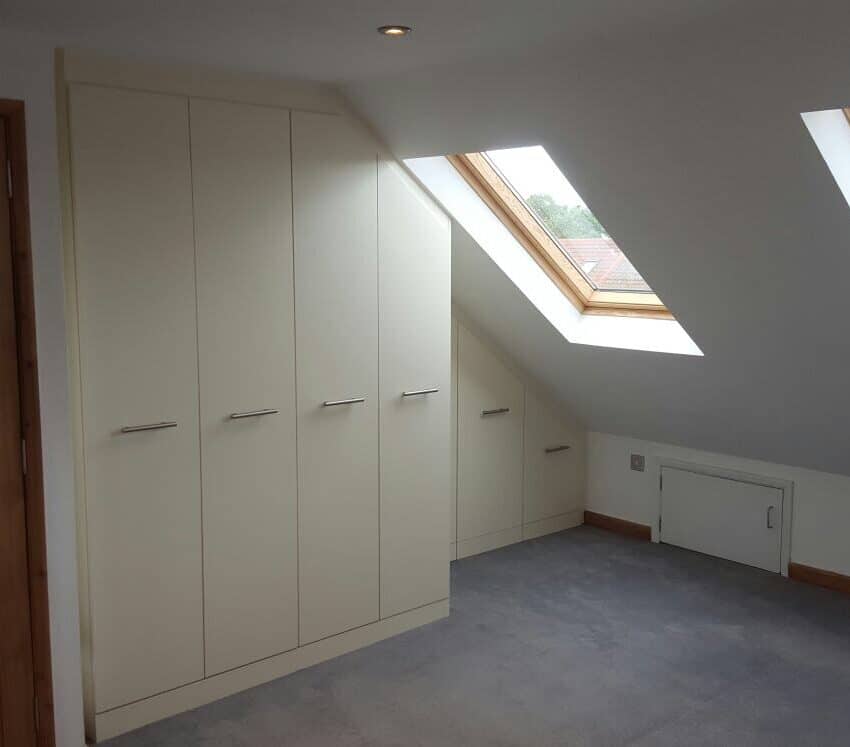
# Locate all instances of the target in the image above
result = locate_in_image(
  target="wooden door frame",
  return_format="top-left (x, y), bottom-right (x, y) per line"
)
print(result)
top-left (1, 98), bottom-right (56, 746)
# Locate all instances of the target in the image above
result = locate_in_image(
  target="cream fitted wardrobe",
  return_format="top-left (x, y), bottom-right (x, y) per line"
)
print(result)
top-left (66, 65), bottom-right (450, 741)
top-left (451, 316), bottom-right (586, 559)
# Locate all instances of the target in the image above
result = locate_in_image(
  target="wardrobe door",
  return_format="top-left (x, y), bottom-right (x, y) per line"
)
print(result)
top-left (450, 317), bottom-right (459, 560)
top-left (457, 324), bottom-right (524, 544)
top-left (523, 389), bottom-right (584, 524)
top-left (69, 84), bottom-right (203, 711)
top-left (191, 99), bottom-right (298, 675)
top-left (378, 161), bottom-right (451, 618)
top-left (292, 112), bottom-right (379, 644)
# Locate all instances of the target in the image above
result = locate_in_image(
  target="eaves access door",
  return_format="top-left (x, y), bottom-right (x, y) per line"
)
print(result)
top-left (659, 466), bottom-right (783, 573)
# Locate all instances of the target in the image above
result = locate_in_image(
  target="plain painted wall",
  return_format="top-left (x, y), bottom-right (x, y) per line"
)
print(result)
top-left (587, 431), bottom-right (850, 577)
top-left (0, 28), bottom-right (85, 747)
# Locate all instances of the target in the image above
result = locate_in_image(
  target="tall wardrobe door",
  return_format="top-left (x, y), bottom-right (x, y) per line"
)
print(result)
top-left (190, 99), bottom-right (298, 675)
top-left (450, 317), bottom-right (459, 559)
top-left (378, 161), bottom-right (451, 618)
top-left (69, 84), bottom-right (203, 711)
top-left (457, 324), bottom-right (524, 542)
top-left (292, 112), bottom-right (379, 644)
top-left (523, 389), bottom-right (584, 524)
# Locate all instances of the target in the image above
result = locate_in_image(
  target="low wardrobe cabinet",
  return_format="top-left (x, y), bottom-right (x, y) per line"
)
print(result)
top-left (66, 79), bottom-right (451, 741)
top-left (451, 319), bottom-right (587, 559)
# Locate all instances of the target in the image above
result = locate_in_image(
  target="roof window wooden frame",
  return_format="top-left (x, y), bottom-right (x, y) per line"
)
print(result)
top-left (448, 152), bottom-right (672, 320)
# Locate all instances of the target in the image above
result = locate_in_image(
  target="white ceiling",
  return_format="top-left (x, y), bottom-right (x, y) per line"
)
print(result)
top-left (3, 0), bottom-right (850, 474)
top-left (0, 0), bottom-right (745, 81)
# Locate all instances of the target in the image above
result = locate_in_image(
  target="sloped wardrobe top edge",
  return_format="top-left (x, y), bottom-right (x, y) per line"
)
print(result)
top-left (58, 48), bottom-right (348, 114)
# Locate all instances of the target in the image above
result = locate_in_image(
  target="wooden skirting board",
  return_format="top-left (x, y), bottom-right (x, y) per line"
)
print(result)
top-left (583, 510), bottom-right (652, 542)
top-left (583, 511), bottom-right (850, 597)
top-left (788, 562), bottom-right (850, 596)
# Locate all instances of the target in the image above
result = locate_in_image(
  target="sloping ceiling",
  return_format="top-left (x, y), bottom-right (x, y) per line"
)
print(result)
top-left (348, 3), bottom-right (850, 476)
top-left (3, 0), bottom-right (850, 474)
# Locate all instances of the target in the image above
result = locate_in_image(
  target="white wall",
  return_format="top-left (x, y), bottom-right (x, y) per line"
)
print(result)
top-left (587, 431), bottom-right (850, 577)
top-left (0, 29), bottom-right (84, 746)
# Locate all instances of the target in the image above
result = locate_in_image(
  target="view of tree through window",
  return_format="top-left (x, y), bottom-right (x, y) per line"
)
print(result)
top-left (486, 146), bottom-right (652, 293)
top-left (525, 194), bottom-right (606, 239)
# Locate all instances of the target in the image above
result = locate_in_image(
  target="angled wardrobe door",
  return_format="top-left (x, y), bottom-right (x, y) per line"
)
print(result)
top-left (523, 388), bottom-right (584, 525)
top-left (69, 84), bottom-right (203, 711)
top-left (378, 160), bottom-right (451, 618)
top-left (456, 324), bottom-right (524, 548)
top-left (190, 99), bottom-right (298, 675)
top-left (292, 112), bottom-right (379, 645)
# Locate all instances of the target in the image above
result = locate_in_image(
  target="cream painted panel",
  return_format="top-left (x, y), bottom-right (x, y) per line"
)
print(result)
top-left (190, 99), bottom-right (298, 675)
top-left (456, 527), bottom-right (523, 559)
top-left (378, 160), bottom-right (451, 618)
top-left (93, 600), bottom-right (449, 741)
top-left (69, 84), bottom-right (203, 711)
top-left (292, 112), bottom-right (379, 644)
top-left (660, 467), bottom-right (783, 573)
top-left (522, 511), bottom-right (584, 540)
top-left (450, 317), bottom-right (458, 548)
top-left (523, 389), bottom-right (585, 524)
top-left (457, 324), bottom-right (524, 540)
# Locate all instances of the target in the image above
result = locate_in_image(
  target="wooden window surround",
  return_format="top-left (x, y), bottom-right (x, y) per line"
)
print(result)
top-left (448, 152), bottom-right (672, 320)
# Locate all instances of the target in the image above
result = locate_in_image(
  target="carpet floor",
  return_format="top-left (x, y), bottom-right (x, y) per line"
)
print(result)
top-left (104, 526), bottom-right (850, 746)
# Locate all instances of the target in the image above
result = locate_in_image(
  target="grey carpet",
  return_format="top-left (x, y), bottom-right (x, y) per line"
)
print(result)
top-left (103, 526), bottom-right (850, 746)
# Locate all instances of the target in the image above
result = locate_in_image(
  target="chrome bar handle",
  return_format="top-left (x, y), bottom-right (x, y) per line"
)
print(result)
top-left (402, 388), bottom-right (440, 397)
top-left (482, 407), bottom-right (510, 416)
top-left (323, 397), bottom-right (366, 407)
top-left (545, 445), bottom-right (571, 454)
top-left (120, 421), bottom-right (177, 434)
top-left (767, 505), bottom-right (775, 529)
top-left (230, 408), bottom-right (279, 420)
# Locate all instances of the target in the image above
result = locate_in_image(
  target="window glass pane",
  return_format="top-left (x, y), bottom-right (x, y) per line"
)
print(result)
top-left (486, 146), bottom-right (653, 293)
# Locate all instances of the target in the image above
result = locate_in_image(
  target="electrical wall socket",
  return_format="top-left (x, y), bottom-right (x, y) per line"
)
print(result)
top-left (630, 453), bottom-right (646, 472)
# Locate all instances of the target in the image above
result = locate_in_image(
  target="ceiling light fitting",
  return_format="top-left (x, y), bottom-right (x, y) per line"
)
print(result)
top-left (377, 25), bottom-right (412, 37)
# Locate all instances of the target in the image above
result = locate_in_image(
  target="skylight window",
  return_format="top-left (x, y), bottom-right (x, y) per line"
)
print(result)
top-left (802, 108), bottom-right (850, 212)
top-left (448, 146), bottom-right (668, 318)
top-left (405, 155), bottom-right (701, 355)
top-left (486, 146), bottom-right (652, 293)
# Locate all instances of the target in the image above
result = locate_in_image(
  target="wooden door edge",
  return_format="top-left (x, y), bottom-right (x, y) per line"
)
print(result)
top-left (1, 98), bottom-right (57, 746)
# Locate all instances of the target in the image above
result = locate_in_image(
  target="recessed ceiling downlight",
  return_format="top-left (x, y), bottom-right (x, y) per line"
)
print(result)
top-left (377, 25), bottom-right (412, 37)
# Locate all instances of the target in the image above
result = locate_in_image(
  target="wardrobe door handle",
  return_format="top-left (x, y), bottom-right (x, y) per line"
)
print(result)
top-left (120, 421), bottom-right (177, 434)
top-left (402, 388), bottom-right (439, 397)
top-left (323, 397), bottom-right (366, 407)
top-left (766, 505), bottom-right (775, 529)
top-left (482, 407), bottom-right (510, 416)
top-left (230, 409), bottom-right (279, 420)
top-left (544, 445), bottom-right (571, 454)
